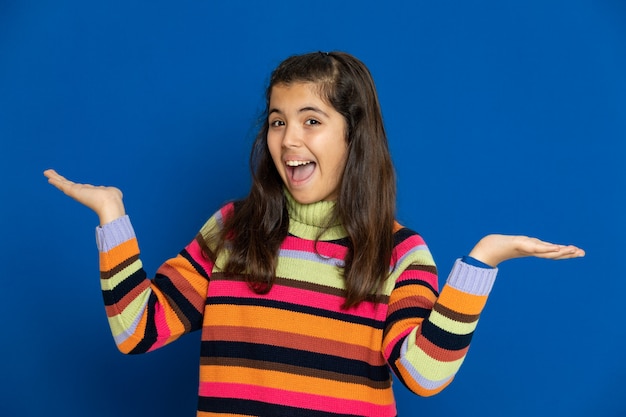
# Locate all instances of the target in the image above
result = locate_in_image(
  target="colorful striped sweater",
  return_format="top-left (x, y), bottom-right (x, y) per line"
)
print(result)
top-left (96, 193), bottom-right (497, 417)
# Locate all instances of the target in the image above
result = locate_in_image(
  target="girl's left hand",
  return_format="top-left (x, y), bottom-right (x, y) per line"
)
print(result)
top-left (468, 234), bottom-right (585, 267)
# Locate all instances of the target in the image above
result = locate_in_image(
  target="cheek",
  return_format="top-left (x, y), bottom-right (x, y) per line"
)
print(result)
top-left (266, 135), bottom-right (283, 169)
top-left (326, 129), bottom-right (348, 172)
top-left (266, 134), bottom-right (277, 156)
top-left (334, 144), bottom-right (349, 174)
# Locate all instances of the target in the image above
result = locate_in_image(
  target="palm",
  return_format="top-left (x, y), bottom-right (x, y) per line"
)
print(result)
top-left (44, 169), bottom-right (125, 224)
top-left (469, 234), bottom-right (585, 267)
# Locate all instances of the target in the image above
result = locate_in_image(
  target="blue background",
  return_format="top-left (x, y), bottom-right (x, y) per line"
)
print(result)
top-left (1, 1), bottom-right (625, 416)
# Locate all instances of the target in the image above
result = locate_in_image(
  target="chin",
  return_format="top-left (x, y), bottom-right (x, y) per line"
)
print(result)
top-left (293, 196), bottom-right (319, 205)
top-left (293, 193), bottom-right (338, 206)
top-left (289, 191), bottom-right (321, 205)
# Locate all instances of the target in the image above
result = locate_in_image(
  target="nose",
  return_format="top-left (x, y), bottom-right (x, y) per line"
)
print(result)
top-left (281, 124), bottom-right (301, 149)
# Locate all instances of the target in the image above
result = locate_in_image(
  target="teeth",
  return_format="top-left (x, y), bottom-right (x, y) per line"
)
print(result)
top-left (285, 160), bottom-right (312, 167)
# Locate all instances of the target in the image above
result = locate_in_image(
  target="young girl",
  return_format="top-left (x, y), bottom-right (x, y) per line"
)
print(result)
top-left (44, 51), bottom-right (584, 417)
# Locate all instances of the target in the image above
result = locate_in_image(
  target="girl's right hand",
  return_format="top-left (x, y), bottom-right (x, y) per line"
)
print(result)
top-left (44, 169), bottom-right (126, 226)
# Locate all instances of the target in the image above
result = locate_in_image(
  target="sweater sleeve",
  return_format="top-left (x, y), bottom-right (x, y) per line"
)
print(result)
top-left (383, 231), bottom-right (497, 396)
top-left (97, 214), bottom-right (217, 354)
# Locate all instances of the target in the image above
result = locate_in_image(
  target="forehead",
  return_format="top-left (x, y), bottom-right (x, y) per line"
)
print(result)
top-left (269, 82), bottom-right (326, 106)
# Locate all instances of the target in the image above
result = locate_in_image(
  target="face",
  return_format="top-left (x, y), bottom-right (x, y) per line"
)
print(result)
top-left (267, 82), bottom-right (348, 205)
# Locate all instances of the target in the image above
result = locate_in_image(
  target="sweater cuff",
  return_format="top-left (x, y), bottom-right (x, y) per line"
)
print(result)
top-left (446, 258), bottom-right (498, 296)
top-left (461, 255), bottom-right (494, 269)
top-left (95, 215), bottom-right (135, 253)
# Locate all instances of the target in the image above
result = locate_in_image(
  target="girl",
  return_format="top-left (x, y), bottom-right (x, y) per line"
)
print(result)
top-left (44, 51), bottom-right (584, 417)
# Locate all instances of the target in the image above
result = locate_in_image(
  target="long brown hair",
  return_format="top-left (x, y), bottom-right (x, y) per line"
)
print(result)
top-left (211, 51), bottom-right (396, 308)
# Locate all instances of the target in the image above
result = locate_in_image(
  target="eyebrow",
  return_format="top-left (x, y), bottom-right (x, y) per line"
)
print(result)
top-left (268, 106), bottom-right (330, 118)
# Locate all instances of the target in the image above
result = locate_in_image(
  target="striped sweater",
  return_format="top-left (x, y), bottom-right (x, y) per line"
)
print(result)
top-left (97, 193), bottom-right (497, 417)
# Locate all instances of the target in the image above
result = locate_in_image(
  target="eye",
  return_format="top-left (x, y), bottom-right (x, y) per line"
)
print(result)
top-left (270, 119), bottom-right (284, 127)
top-left (305, 119), bottom-right (320, 126)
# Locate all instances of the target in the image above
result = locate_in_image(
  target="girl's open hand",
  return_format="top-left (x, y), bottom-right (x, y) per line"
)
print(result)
top-left (44, 169), bottom-right (126, 225)
top-left (469, 234), bottom-right (585, 267)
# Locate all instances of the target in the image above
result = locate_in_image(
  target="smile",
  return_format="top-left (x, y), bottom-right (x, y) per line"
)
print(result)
top-left (285, 160), bottom-right (316, 182)
top-left (285, 160), bottom-right (313, 167)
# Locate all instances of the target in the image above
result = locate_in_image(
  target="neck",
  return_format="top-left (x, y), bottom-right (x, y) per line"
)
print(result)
top-left (284, 191), bottom-right (347, 240)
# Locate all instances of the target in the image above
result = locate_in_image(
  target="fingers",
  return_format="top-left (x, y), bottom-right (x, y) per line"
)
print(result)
top-left (529, 239), bottom-right (562, 253)
top-left (44, 168), bottom-right (70, 185)
top-left (44, 169), bottom-right (79, 196)
top-left (43, 169), bottom-right (66, 181)
top-left (552, 245), bottom-right (585, 259)
top-left (530, 243), bottom-right (585, 260)
top-left (518, 236), bottom-right (584, 257)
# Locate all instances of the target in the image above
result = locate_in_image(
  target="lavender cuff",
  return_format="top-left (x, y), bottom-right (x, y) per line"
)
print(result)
top-left (446, 258), bottom-right (498, 296)
top-left (95, 215), bottom-right (135, 253)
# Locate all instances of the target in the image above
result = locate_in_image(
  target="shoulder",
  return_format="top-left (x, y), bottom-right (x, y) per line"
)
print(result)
top-left (392, 221), bottom-right (427, 250)
top-left (391, 221), bottom-right (436, 268)
top-left (197, 201), bottom-right (237, 244)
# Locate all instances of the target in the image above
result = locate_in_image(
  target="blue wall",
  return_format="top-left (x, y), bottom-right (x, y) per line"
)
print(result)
top-left (2, 1), bottom-right (624, 416)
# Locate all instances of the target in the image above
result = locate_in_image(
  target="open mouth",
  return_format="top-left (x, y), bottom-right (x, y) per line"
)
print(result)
top-left (286, 160), bottom-right (316, 182)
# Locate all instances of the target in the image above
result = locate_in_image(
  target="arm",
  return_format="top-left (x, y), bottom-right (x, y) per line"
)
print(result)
top-left (383, 231), bottom-right (584, 396)
top-left (98, 215), bottom-right (214, 353)
top-left (44, 169), bottom-right (215, 353)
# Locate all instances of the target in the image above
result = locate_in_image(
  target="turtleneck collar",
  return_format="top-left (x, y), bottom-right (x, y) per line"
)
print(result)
top-left (284, 190), bottom-right (348, 240)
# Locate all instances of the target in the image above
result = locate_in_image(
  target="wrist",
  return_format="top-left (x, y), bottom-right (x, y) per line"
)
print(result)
top-left (468, 235), bottom-right (502, 268)
top-left (97, 198), bottom-right (126, 226)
